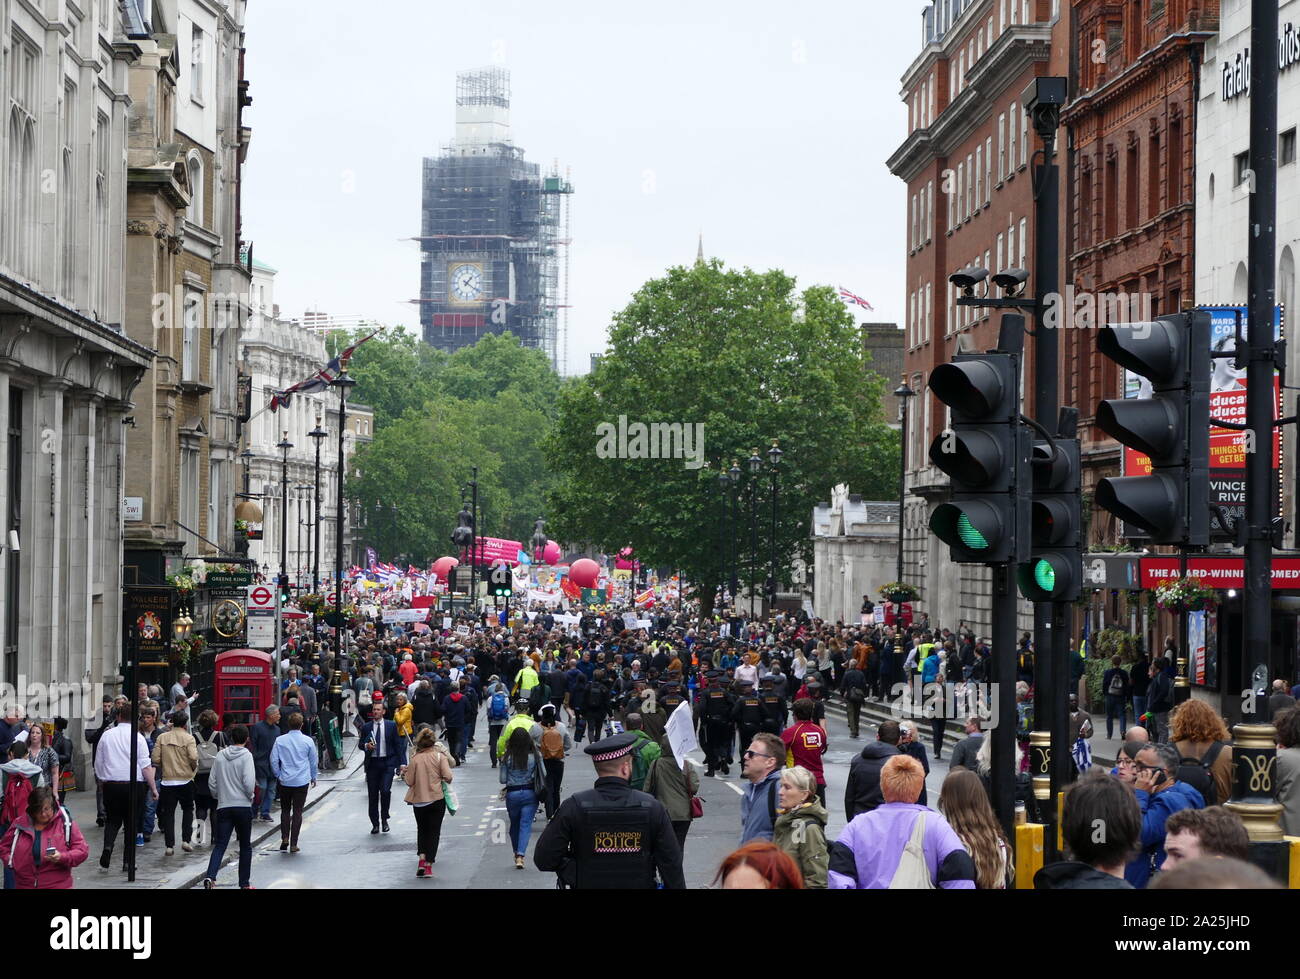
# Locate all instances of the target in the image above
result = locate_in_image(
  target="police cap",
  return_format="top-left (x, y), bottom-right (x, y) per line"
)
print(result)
top-left (584, 731), bottom-right (639, 762)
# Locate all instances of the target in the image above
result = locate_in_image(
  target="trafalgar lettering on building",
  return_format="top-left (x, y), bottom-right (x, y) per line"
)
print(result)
top-left (1221, 22), bottom-right (1300, 101)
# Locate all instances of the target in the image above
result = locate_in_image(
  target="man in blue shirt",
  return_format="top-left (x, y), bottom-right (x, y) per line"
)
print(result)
top-left (270, 712), bottom-right (318, 852)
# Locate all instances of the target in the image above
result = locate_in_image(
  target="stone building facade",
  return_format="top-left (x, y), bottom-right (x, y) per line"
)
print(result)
top-left (0, 0), bottom-right (154, 753)
top-left (811, 488), bottom-right (900, 624)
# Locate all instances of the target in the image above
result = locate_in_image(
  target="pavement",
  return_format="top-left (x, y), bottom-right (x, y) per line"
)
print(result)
top-left (67, 737), bottom-right (365, 889)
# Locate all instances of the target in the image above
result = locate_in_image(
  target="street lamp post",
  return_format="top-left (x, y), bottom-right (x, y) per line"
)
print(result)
top-left (767, 440), bottom-right (782, 619)
top-left (728, 460), bottom-right (741, 607)
top-left (747, 447), bottom-right (762, 620)
top-left (894, 377), bottom-right (916, 599)
top-left (717, 467), bottom-right (730, 611)
top-left (276, 432), bottom-right (293, 688)
top-left (331, 369), bottom-right (357, 667)
top-left (295, 485), bottom-right (313, 592)
top-left (309, 416), bottom-right (327, 591)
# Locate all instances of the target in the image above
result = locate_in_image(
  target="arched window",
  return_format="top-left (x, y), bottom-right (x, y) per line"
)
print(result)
top-left (1233, 262), bottom-right (1249, 305)
top-left (187, 153), bottom-right (204, 227)
top-left (20, 120), bottom-right (37, 279)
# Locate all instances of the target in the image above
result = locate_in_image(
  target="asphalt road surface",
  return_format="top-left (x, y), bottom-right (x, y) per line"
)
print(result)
top-left (195, 702), bottom-right (953, 889)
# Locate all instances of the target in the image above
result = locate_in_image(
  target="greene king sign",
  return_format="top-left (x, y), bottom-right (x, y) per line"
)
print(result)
top-left (1222, 22), bottom-right (1300, 101)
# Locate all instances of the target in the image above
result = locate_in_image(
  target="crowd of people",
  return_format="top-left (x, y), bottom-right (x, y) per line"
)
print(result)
top-left (1, 587), bottom-right (1298, 890)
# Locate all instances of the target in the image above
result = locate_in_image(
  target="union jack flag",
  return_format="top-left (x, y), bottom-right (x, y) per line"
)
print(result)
top-left (268, 329), bottom-right (381, 411)
top-left (838, 286), bottom-right (875, 311)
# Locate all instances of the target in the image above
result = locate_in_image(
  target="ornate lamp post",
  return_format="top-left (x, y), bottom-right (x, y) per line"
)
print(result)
top-left (893, 376), bottom-right (916, 595)
top-left (331, 369), bottom-right (357, 664)
top-left (309, 415), bottom-right (327, 591)
top-left (766, 439), bottom-right (783, 618)
top-left (747, 447), bottom-right (762, 619)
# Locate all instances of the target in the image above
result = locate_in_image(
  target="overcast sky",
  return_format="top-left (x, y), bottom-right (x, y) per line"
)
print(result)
top-left (242, 1), bottom-right (922, 376)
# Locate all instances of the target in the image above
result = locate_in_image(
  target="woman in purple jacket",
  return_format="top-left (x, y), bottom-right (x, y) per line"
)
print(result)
top-left (828, 755), bottom-right (975, 889)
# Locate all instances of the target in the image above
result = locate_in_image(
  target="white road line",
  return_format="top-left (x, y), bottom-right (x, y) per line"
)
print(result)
top-left (724, 780), bottom-right (744, 796)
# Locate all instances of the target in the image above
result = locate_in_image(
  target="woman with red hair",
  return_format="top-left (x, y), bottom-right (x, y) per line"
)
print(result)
top-left (714, 841), bottom-right (805, 889)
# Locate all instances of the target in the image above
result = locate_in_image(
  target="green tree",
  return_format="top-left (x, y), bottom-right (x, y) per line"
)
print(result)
top-left (544, 261), bottom-right (898, 614)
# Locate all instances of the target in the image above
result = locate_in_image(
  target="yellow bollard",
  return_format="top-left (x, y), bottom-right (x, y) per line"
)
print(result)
top-left (1288, 838), bottom-right (1300, 889)
top-left (1015, 822), bottom-right (1045, 889)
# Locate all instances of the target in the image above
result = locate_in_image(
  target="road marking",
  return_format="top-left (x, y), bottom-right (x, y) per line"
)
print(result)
top-left (724, 780), bottom-right (744, 796)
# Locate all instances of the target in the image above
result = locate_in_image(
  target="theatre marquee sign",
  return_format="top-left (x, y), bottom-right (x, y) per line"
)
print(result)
top-left (1222, 22), bottom-right (1300, 101)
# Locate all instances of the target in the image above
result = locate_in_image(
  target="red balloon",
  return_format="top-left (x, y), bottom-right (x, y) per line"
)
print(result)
top-left (431, 556), bottom-right (459, 581)
top-left (540, 540), bottom-right (562, 565)
top-left (569, 558), bottom-right (600, 589)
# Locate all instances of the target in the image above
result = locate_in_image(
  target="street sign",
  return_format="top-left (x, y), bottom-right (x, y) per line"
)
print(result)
top-left (122, 497), bottom-right (143, 521)
top-left (248, 585), bottom-right (274, 610)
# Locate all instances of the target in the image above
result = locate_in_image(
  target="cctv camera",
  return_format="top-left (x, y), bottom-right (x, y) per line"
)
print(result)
top-left (948, 267), bottom-right (990, 296)
top-left (993, 268), bottom-right (1029, 296)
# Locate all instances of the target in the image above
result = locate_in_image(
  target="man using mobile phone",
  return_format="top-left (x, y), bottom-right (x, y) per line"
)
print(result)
top-left (1126, 742), bottom-right (1206, 888)
top-left (359, 703), bottom-right (406, 835)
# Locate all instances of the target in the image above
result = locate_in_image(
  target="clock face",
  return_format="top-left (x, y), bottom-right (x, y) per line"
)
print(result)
top-left (212, 599), bottom-right (246, 638)
top-left (449, 263), bottom-right (483, 302)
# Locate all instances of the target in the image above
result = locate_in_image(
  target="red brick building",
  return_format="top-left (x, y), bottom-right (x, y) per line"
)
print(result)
top-left (887, 0), bottom-right (1069, 632)
top-left (1063, 0), bottom-right (1220, 539)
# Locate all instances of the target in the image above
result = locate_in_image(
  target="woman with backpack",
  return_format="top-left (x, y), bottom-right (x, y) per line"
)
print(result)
top-left (403, 726), bottom-right (454, 879)
top-left (0, 787), bottom-right (88, 889)
top-left (1170, 699), bottom-right (1233, 806)
top-left (534, 705), bottom-right (572, 819)
top-left (644, 739), bottom-right (701, 855)
top-left (499, 727), bottom-right (543, 869)
top-left (484, 677), bottom-right (511, 768)
top-left (192, 710), bottom-right (226, 848)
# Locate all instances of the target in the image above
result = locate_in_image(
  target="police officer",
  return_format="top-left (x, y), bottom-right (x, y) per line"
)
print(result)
top-left (533, 732), bottom-right (685, 889)
top-left (733, 679), bottom-right (768, 770)
top-left (758, 674), bottom-right (787, 735)
top-left (658, 679), bottom-right (686, 718)
top-left (698, 670), bottom-right (735, 777)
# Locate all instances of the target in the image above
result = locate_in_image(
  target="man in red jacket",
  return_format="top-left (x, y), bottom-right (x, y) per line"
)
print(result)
top-left (781, 698), bottom-right (828, 808)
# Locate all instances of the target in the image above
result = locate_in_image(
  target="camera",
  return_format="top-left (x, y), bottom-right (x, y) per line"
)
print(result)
top-left (948, 266), bottom-right (989, 296)
top-left (993, 268), bottom-right (1029, 296)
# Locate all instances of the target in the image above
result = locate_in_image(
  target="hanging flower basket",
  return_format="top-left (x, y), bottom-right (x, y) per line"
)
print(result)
top-left (166, 573), bottom-right (195, 595)
top-left (171, 634), bottom-right (206, 666)
top-left (879, 581), bottom-right (919, 604)
top-left (1154, 576), bottom-right (1217, 614)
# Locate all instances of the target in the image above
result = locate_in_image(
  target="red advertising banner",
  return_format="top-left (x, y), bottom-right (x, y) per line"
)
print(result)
top-left (1139, 556), bottom-right (1300, 590)
top-left (471, 537), bottom-right (524, 567)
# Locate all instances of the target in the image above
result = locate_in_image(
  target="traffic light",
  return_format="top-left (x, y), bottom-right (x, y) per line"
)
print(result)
top-left (489, 564), bottom-right (512, 598)
top-left (1017, 436), bottom-right (1082, 601)
top-left (1095, 311), bottom-right (1211, 546)
top-left (927, 343), bottom-right (1029, 564)
top-left (277, 572), bottom-right (292, 606)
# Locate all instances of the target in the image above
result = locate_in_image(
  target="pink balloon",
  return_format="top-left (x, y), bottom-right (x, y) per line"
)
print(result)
top-left (569, 558), bottom-right (600, 589)
top-left (431, 556), bottom-right (459, 581)
top-left (540, 540), bottom-right (562, 565)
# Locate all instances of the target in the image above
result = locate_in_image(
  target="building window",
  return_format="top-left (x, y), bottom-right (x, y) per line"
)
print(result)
top-left (1127, 142), bottom-right (1140, 228)
top-left (94, 113), bottom-right (109, 319)
top-left (1148, 132), bottom-right (1162, 218)
top-left (1008, 102), bottom-right (1018, 172)
top-left (926, 181), bottom-right (934, 240)
top-left (998, 113), bottom-right (1006, 179)
top-left (60, 83), bottom-right (77, 301)
top-left (5, 36), bottom-right (39, 278)
top-left (187, 153), bottom-right (204, 227)
top-left (1234, 150), bottom-right (1251, 187)
top-left (924, 283), bottom-right (932, 342)
top-left (5, 389), bottom-right (22, 688)
top-left (984, 137), bottom-right (992, 203)
top-left (1018, 218), bottom-right (1028, 269)
top-left (1167, 117), bottom-right (1183, 203)
top-left (1105, 155), bottom-right (1119, 238)
top-left (183, 291), bottom-right (202, 381)
top-left (1020, 98), bottom-right (1029, 166)
top-left (1007, 220), bottom-right (1016, 271)
top-left (1080, 169), bottom-right (1093, 248)
top-left (957, 163), bottom-right (965, 223)
top-left (190, 24), bottom-right (205, 104)
top-left (975, 145), bottom-right (983, 207)
top-left (180, 447), bottom-right (200, 552)
top-left (996, 232), bottom-right (1004, 276)
top-left (1281, 129), bottom-right (1297, 167)
top-left (209, 459), bottom-right (223, 545)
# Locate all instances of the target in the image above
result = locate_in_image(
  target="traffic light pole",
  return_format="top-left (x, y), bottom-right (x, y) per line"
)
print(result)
top-left (1028, 95), bottom-right (1071, 862)
top-left (991, 565), bottom-right (1019, 840)
top-left (1242, 0), bottom-right (1279, 726)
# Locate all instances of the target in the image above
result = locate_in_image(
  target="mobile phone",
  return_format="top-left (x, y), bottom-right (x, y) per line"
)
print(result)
top-left (45, 846), bottom-right (57, 856)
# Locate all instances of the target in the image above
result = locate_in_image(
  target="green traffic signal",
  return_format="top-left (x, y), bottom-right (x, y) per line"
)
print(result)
top-left (957, 513), bottom-right (989, 550)
top-left (1033, 559), bottom-right (1055, 592)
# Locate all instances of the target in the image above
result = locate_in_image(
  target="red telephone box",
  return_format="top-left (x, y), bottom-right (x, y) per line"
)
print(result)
top-left (214, 649), bottom-right (275, 729)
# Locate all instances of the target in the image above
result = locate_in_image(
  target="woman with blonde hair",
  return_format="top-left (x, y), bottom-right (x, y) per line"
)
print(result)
top-left (1170, 698), bottom-right (1233, 805)
top-left (772, 765), bottom-right (828, 888)
top-left (403, 725), bottom-right (454, 879)
top-left (938, 769), bottom-right (1011, 889)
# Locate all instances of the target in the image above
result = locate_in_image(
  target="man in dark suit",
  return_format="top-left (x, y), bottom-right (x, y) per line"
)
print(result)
top-left (359, 702), bottom-right (406, 834)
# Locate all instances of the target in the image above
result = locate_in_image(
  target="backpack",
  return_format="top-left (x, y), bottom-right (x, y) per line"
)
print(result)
top-left (1176, 741), bottom-right (1225, 806)
top-left (1, 771), bottom-right (33, 827)
top-left (540, 727), bottom-right (565, 761)
top-left (1107, 670), bottom-right (1126, 697)
top-left (583, 684), bottom-right (608, 713)
top-left (195, 730), bottom-right (224, 775)
top-left (489, 691), bottom-right (509, 722)
top-left (357, 682), bottom-right (373, 708)
top-left (629, 734), bottom-right (661, 790)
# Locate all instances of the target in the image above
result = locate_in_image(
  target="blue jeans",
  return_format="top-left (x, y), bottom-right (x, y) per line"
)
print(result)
top-left (1105, 694), bottom-right (1128, 739)
top-left (505, 787), bottom-right (537, 856)
top-left (256, 776), bottom-right (278, 818)
top-left (141, 789), bottom-right (158, 836)
top-left (206, 807), bottom-right (253, 888)
top-left (1131, 696), bottom-right (1147, 726)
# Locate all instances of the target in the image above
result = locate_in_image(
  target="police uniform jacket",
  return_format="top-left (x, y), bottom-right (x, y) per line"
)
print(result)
top-left (533, 776), bottom-right (685, 889)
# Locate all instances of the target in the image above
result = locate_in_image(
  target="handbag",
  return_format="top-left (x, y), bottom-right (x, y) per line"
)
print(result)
top-left (442, 781), bottom-right (458, 816)
top-left (689, 795), bottom-right (704, 819)
top-left (531, 749), bottom-right (548, 795)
